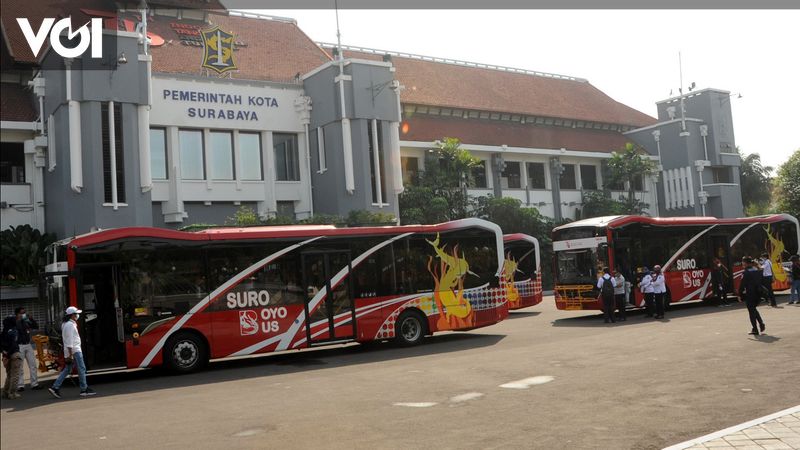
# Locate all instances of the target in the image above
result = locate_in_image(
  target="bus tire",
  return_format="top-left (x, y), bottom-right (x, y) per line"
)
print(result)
top-left (164, 331), bottom-right (208, 373)
top-left (395, 310), bottom-right (427, 346)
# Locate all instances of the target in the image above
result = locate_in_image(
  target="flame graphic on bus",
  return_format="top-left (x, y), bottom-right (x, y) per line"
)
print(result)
top-left (426, 234), bottom-right (475, 330)
top-left (765, 225), bottom-right (789, 290)
top-left (502, 253), bottom-right (521, 309)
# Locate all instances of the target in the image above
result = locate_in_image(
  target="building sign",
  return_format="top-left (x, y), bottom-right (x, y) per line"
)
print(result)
top-left (170, 22), bottom-right (248, 49)
top-left (161, 89), bottom-right (278, 121)
top-left (200, 26), bottom-right (237, 74)
top-left (151, 77), bottom-right (301, 132)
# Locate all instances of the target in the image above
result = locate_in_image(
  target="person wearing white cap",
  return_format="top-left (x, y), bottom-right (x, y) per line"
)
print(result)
top-left (48, 306), bottom-right (95, 398)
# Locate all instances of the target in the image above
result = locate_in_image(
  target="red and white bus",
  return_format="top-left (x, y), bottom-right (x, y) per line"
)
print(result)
top-left (552, 214), bottom-right (799, 311)
top-left (502, 234), bottom-right (543, 309)
top-left (42, 219), bottom-right (509, 372)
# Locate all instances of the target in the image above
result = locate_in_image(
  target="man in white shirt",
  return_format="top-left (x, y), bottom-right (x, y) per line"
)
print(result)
top-left (613, 271), bottom-right (627, 322)
top-left (652, 265), bottom-right (667, 319)
top-left (760, 253), bottom-right (776, 307)
top-left (48, 307), bottom-right (95, 398)
top-left (596, 267), bottom-right (617, 324)
top-left (639, 268), bottom-right (655, 317)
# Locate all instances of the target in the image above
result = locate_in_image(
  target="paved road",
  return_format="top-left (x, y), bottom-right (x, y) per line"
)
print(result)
top-left (2, 295), bottom-right (798, 450)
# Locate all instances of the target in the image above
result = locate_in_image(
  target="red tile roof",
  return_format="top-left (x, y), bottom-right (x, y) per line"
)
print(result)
top-left (401, 115), bottom-right (630, 153)
top-left (147, 12), bottom-right (331, 83)
top-left (1, 83), bottom-right (37, 122)
top-left (334, 47), bottom-right (655, 128)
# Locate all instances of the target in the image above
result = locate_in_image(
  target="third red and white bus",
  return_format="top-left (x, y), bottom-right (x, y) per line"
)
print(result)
top-left (502, 234), bottom-right (543, 309)
top-left (42, 219), bottom-right (509, 373)
top-left (552, 214), bottom-right (799, 310)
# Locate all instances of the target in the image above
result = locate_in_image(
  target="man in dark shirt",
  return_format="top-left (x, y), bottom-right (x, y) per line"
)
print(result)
top-left (738, 257), bottom-right (766, 336)
top-left (14, 307), bottom-right (41, 391)
top-left (1, 315), bottom-right (23, 399)
top-left (711, 258), bottom-right (730, 307)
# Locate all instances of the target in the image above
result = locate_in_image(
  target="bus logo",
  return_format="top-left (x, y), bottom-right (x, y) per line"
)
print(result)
top-left (675, 258), bottom-right (697, 270)
top-left (239, 310), bottom-right (258, 336)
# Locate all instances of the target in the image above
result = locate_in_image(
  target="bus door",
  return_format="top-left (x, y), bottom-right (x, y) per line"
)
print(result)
top-left (711, 235), bottom-right (733, 293)
top-left (75, 263), bottom-right (126, 370)
top-left (301, 250), bottom-right (355, 344)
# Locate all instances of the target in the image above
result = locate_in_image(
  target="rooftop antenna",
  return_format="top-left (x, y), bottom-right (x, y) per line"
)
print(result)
top-left (333, 0), bottom-right (355, 194)
top-left (678, 52), bottom-right (690, 137)
top-left (334, 0), bottom-right (343, 61)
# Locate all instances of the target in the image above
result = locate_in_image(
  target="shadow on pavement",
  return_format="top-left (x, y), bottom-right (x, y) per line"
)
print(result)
top-left (750, 335), bottom-right (781, 344)
top-left (507, 311), bottom-right (541, 319)
top-left (1, 332), bottom-right (505, 413)
top-left (548, 297), bottom-right (794, 328)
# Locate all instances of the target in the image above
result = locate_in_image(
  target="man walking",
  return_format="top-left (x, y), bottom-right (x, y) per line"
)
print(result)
top-left (711, 258), bottom-right (730, 307)
top-left (1, 315), bottom-right (23, 399)
top-left (14, 307), bottom-right (41, 391)
top-left (597, 267), bottom-right (617, 324)
top-left (49, 307), bottom-right (96, 398)
top-left (652, 265), bottom-right (667, 319)
top-left (639, 268), bottom-right (655, 317)
top-left (760, 253), bottom-right (776, 307)
top-left (739, 256), bottom-right (766, 335)
top-left (789, 255), bottom-right (800, 305)
top-left (613, 270), bottom-right (627, 322)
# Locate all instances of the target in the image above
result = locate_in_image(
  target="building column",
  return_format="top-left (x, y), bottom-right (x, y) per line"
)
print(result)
top-left (550, 156), bottom-right (563, 222)
top-left (257, 131), bottom-right (277, 219)
top-left (162, 126), bottom-right (184, 223)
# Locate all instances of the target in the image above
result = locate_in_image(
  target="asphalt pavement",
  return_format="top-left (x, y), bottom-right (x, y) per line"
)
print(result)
top-left (2, 294), bottom-right (798, 449)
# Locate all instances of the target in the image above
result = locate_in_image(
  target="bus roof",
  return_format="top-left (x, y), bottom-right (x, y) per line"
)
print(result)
top-left (553, 214), bottom-right (796, 232)
top-left (65, 218), bottom-right (503, 250)
top-left (503, 233), bottom-right (541, 266)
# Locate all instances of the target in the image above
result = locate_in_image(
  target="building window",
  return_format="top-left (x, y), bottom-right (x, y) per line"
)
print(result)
top-left (274, 133), bottom-right (299, 181)
top-left (633, 174), bottom-right (645, 191)
top-left (401, 156), bottom-right (419, 186)
top-left (101, 102), bottom-right (125, 203)
top-left (209, 131), bottom-right (234, 180)
top-left (179, 129), bottom-right (205, 180)
top-left (712, 167), bottom-right (733, 184)
top-left (0, 143), bottom-right (25, 183)
top-left (501, 161), bottom-right (521, 189)
top-left (580, 164), bottom-right (598, 190)
top-left (367, 120), bottom-right (386, 204)
top-left (316, 127), bottom-right (326, 173)
top-left (150, 128), bottom-right (168, 180)
top-left (470, 161), bottom-right (487, 188)
top-left (239, 133), bottom-right (262, 181)
top-left (559, 164), bottom-right (577, 190)
top-left (276, 201), bottom-right (295, 219)
top-left (527, 162), bottom-right (546, 189)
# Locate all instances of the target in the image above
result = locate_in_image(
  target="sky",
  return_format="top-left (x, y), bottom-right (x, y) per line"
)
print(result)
top-left (252, 9), bottom-right (798, 171)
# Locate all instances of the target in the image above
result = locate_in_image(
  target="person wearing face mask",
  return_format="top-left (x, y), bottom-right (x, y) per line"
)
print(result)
top-left (14, 307), bottom-right (41, 391)
top-left (652, 265), bottom-right (667, 319)
top-left (48, 306), bottom-right (96, 398)
top-left (639, 267), bottom-right (655, 318)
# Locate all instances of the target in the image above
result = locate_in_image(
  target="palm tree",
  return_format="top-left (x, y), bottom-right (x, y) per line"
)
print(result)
top-left (736, 147), bottom-right (773, 210)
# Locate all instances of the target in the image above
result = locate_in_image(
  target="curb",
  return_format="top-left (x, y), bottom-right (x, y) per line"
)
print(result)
top-left (663, 404), bottom-right (800, 450)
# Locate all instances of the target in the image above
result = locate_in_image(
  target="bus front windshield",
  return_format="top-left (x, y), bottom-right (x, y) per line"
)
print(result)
top-left (556, 249), bottom-right (600, 285)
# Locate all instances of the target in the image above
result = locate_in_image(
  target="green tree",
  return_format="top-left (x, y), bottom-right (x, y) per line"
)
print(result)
top-left (736, 147), bottom-right (773, 213)
top-left (604, 142), bottom-right (656, 214)
top-left (225, 205), bottom-right (261, 226)
top-left (774, 148), bottom-right (800, 218)
top-left (579, 190), bottom-right (629, 218)
top-left (399, 137), bottom-right (480, 224)
top-left (0, 225), bottom-right (56, 286)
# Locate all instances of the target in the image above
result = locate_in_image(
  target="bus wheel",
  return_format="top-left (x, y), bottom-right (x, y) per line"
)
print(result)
top-left (395, 310), bottom-right (427, 346)
top-left (164, 332), bottom-right (207, 373)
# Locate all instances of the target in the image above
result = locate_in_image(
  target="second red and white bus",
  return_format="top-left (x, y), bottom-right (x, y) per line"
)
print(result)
top-left (42, 219), bottom-right (509, 373)
top-left (552, 214), bottom-right (799, 310)
top-left (503, 234), bottom-right (543, 309)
